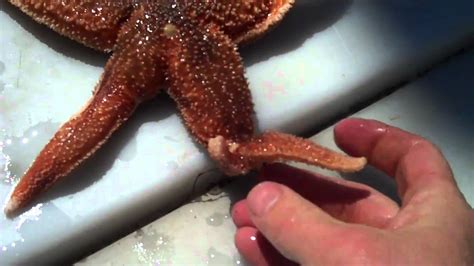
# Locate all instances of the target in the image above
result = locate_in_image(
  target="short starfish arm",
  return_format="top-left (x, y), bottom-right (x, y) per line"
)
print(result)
top-left (4, 10), bottom-right (166, 216)
top-left (8, 0), bottom-right (133, 51)
top-left (202, 0), bottom-right (295, 43)
top-left (208, 132), bottom-right (367, 176)
top-left (235, 0), bottom-right (294, 43)
top-left (198, 0), bottom-right (273, 40)
top-left (161, 13), bottom-right (366, 175)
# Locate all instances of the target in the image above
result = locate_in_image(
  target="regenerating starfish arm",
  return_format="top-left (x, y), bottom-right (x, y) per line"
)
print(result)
top-left (232, 132), bottom-right (367, 173)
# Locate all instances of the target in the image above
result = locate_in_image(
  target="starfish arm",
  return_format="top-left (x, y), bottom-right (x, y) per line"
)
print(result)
top-left (161, 12), bottom-right (366, 176)
top-left (208, 132), bottom-right (367, 176)
top-left (205, 0), bottom-right (295, 43)
top-left (8, 0), bottom-right (133, 51)
top-left (4, 9), bottom-right (166, 216)
top-left (159, 0), bottom-right (293, 143)
top-left (182, 0), bottom-right (293, 44)
top-left (199, 0), bottom-right (274, 41)
top-left (235, 0), bottom-right (295, 43)
top-left (164, 21), bottom-right (255, 144)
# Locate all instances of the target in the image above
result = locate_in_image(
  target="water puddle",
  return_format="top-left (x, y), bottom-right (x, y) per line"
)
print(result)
top-left (133, 228), bottom-right (174, 265)
top-left (1, 121), bottom-right (60, 185)
top-left (206, 212), bottom-right (229, 227)
top-left (1, 202), bottom-right (71, 258)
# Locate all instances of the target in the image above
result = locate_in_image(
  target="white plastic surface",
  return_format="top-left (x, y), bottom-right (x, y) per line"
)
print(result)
top-left (1, 0), bottom-right (473, 264)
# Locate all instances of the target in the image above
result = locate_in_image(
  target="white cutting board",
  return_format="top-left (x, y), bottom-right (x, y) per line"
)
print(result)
top-left (1, 0), bottom-right (473, 264)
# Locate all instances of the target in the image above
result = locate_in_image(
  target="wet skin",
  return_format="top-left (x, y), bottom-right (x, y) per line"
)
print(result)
top-left (232, 118), bottom-right (474, 266)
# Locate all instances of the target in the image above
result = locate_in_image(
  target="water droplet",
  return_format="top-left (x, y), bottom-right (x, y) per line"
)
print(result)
top-left (16, 203), bottom-right (44, 231)
top-left (207, 247), bottom-right (233, 265)
top-left (133, 229), bottom-right (174, 265)
top-left (233, 254), bottom-right (244, 265)
top-left (206, 212), bottom-right (227, 227)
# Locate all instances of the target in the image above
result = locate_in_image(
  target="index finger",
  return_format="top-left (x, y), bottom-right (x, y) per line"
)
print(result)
top-left (334, 118), bottom-right (457, 205)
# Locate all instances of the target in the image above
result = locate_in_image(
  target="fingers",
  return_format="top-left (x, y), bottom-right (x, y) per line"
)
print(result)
top-left (243, 181), bottom-right (350, 263)
top-left (334, 118), bottom-right (456, 204)
top-left (262, 163), bottom-right (399, 227)
top-left (235, 227), bottom-right (297, 266)
top-left (233, 163), bottom-right (399, 228)
top-left (232, 200), bottom-right (254, 228)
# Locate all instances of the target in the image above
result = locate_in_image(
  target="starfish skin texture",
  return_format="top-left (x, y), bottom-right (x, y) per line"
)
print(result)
top-left (4, 0), bottom-right (367, 216)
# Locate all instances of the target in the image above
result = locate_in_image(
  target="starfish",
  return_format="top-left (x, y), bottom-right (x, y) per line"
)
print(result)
top-left (4, 0), bottom-right (367, 216)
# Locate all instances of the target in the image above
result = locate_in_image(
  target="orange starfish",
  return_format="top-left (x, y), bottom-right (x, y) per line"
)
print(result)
top-left (4, 0), bottom-right (366, 216)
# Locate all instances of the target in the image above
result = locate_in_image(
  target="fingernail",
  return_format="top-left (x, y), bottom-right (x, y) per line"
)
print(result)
top-left (247, 182), bottom-right (282, 216)
top-left (336, 118), bottom-right (386, 136)
top-left (334, 118), bottom-right (387, 156)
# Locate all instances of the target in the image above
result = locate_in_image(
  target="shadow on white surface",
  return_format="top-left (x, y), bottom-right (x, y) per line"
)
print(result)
top-left (242, 0), bottom-right (353, 66)
top-left (42, 95), bottom-right (177, 203)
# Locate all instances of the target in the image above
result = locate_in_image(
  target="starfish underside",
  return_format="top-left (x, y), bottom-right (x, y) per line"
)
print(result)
top-left (4, 0), bottom-right (366, 216)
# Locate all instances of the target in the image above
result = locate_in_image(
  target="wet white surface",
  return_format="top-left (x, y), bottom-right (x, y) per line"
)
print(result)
top-left (81, 187), bottom-right (247, 265)
top-left (1, 0), bottom-right (473, 264)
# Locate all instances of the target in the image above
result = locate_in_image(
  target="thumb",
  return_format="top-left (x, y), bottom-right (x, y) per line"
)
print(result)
top-left (246, 181), bottom-right (352, 264)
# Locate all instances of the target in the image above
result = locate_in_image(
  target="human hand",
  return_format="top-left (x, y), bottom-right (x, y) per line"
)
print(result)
top-left (232, 118), bottom-right (474, 265)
